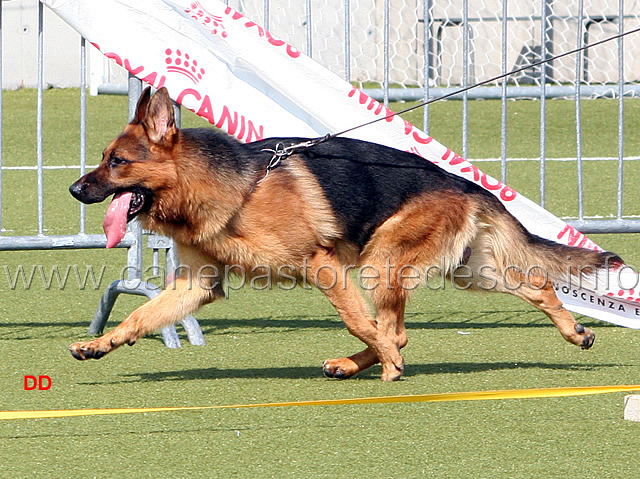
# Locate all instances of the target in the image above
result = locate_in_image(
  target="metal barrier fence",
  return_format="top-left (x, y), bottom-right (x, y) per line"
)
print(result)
top-left (218, 0), bottom-right (640, 235)
top-left (94, 0), bottom-right (640, 234)
top-left (0, 0), bottom-right (638, 340)
top-left (0, 2), bottom-right (205, 348)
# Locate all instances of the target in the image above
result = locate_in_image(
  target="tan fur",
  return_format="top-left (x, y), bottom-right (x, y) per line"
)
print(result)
top-left (68, 87), bottom-right (614, 380)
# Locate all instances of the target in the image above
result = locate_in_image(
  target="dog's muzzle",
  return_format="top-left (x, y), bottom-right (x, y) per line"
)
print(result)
top-left (69, 175), bottom-right (113, 204)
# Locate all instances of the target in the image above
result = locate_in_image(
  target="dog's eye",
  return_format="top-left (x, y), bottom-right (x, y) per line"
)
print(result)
top-left (109, 156), bottom-right (131, 167)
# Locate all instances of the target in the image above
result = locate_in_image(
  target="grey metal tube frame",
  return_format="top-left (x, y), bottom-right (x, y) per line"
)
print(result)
top-left (0, 4), bottom-right (205, 349)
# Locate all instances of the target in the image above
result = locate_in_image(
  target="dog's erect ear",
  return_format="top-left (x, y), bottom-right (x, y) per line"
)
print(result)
top-left (144, 87), bottom-right (177, 144)
top-left (132, 87), bottom-right (152, 125)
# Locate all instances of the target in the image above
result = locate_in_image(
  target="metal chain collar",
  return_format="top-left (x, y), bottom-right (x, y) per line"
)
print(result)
top-left (257, 134), bottom-right (331, 184)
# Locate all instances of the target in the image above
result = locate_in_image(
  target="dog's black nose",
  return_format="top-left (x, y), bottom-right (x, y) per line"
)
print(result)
top-left (68, 175), bottom-right (112, 204)
top-left (69, 181), bottom-right (85, 201)
top-left (69, 181), bottom-right (82, 199)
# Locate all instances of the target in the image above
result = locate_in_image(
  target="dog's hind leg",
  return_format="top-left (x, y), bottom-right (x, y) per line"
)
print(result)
top-left (459, 244), bottom-right (596, 349)
top-left (310, 247), bottom-right (405, 381)
top-left (459, 221), bottom-right (597, 349)
top-left (321, 192), bottom-right (476, 380)
top-left (508, 275), bottom-right (596, 349)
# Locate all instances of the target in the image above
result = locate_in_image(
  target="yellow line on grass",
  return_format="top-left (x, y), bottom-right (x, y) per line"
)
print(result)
top-left (3, 384), bottom-right (640, 421)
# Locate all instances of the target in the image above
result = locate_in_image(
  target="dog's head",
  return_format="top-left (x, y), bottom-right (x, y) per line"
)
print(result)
top-left (69, 87), bottom-right (178, 247)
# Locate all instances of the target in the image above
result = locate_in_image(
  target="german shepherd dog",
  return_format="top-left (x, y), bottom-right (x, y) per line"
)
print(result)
top-left (69, 87), bottom-right (622, 381)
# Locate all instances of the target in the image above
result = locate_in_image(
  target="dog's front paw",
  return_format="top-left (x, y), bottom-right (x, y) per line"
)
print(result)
top-left (322, 358), bottom-right (360, 379)
top-left (69, 331), bottom-right (138, 360)
top-left (68, 340), bottom-right (110, 360)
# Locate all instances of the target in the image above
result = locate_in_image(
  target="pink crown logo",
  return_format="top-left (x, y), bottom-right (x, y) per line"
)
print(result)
top-left (185, 1), bottom-right (228, 38)
top-left (165, 48), bottom-right (205, 84)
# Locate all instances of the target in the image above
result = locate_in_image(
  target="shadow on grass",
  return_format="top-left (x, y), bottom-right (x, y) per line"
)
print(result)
top-left (0, 309), bottom-right (613, 341)
top-left (93, 360), bottom-right (621, 384)
top-left (194, 311), bottom-right (610, 334)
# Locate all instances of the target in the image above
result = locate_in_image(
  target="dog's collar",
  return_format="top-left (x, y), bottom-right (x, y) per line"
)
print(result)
top-left (257, 134), bottom-right (331, 184)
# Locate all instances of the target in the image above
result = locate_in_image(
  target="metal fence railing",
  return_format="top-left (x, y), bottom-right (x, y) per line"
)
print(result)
top-left (217, 0), bottom-right (640, 234)
top-left (94, 0), bottom-right (640, 234)
top-left (0, 2), bottom-right (205, 348)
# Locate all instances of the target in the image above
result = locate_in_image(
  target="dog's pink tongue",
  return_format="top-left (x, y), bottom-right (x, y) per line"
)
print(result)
top-left (103, 192), bottom-right (133, 249)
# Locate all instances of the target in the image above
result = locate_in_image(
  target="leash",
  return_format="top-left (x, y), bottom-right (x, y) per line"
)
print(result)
top-left (333, 24), bottom-right (640, 139)
top-left (256, 25), bottom-right (640, 181)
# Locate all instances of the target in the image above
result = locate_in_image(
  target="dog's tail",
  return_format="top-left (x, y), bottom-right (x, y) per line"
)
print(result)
top-left (467, 196), bottom-right (624, 293)
top-left (520, 230), bottom-right (622, 292)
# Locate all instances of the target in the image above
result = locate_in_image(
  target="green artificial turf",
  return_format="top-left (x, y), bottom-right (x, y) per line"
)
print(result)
top-left (1, 88), bottom-right (639, 478)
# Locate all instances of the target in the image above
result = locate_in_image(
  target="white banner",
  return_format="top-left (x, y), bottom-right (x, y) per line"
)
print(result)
top-left (43, 0), bottom-right (640, 327)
